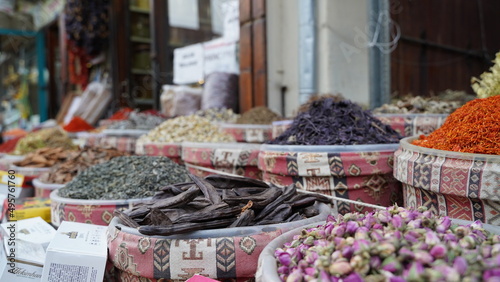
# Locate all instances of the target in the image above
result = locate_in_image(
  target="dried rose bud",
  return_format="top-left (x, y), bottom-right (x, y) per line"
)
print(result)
top-left (406, 262), bottom-right (424, 281)
top-left (329, 261), bottom-right (353, 276)
top-left (354, 226), bottom-right (369, 240)
top-left (346, 221), bottom-right (359, 234)
top-left (436, 217), bottom-right (451, 233)
top-left (343, 272), bottom-right (364, 282)
top-left (430, 244), bottom-right (447, 259)
top-left (286, 268), bottom-right (304, 282)
top-left (370, 256), bottom-right (381, 269)
top-left (460, 235), bottom-right (477, 249)
top-left (425, 231), bottom-right (440, 246)
top-left (414, 251), bottom-right (433, 264)
top-left (376, 242), bottom-right (396, 258)
top-left (391, 215), bottom-right (404, 229)
top-left (398, 247), bottom-right (415, 261)
top-left (453, 256), bottom-right (468, 275)
top-left (381, 256), bottom-right (402, 272)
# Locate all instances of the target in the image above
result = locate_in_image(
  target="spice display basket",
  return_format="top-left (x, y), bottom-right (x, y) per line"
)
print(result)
top-left (0, 154), bottom-right (24, 171)
top-left (32, 178), bottom-right (65, 198)
top-left (107, 203), bottom-right (332, 281)
top-left (50, 190), bottom-right (150, 227)
top-left (182, 141), bottom-right (262, 179)
top-left (136, 142), bottom-right (183, 164)
top-left (394, 136), bottom-right (500, 225)
top-left (219, 123), bottom-right (273, 143)
top-left (258, 144), bottom-right (402, 214)
top-left (374, 113), bottom-right (448, 137)
top-left (271, 120), bottom-right (293, 139)
top-left (255, 218), bottom-right (500, 282)
top-left (85, 135), bottom-right (138, 153)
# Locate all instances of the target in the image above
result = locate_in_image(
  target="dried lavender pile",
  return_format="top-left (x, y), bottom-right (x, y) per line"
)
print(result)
top-left (107, 111), bottom-right (166, 130)
top-left (275, 206), bottom-right (500, 281)
top-left (117, 174), bottom-right (330, 236)
top-left (58, 156), bottom-right (190, 200)
top-left (270, 98), bottom-right (401, 145)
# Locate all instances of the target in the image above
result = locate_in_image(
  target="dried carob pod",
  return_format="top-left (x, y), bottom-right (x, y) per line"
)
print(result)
top-left (120, 174), bottom-right (328, 236)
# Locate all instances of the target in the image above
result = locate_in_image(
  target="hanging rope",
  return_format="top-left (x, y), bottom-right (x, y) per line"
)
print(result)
top-left (183, 163), bottom-right (388, 211)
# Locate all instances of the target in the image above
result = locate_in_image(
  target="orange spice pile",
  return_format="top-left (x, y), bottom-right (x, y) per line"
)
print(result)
top-left (412, 95), bottom-right (500, 155)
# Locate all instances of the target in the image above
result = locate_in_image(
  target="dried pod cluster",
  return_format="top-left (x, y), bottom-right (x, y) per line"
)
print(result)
top-left (13, 147), bottom-right (78, 168)
top-left (39, 146), bottom-right (129, 184)
top-left (117, 174), bottom-right (331, 236)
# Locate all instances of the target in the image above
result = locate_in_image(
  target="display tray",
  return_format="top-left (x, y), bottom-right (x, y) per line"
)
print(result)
top-left (256, 218), bottom-right (500, 282)
top-left (102, 129), bottom-right (149, 137)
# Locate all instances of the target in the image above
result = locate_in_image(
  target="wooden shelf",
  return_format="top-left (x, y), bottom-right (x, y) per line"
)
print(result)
top-left (131, 68), bottom-right (152, 75)
top-left (130, 36), bottom-right (151, 44)
top-left (129, 6), bottom-right (150, 14)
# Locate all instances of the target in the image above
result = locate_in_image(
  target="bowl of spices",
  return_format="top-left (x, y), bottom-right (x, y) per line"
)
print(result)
top-left (394, 95), bottom-right (500, 225)
top-left (107, 174), bottom-right (333, 281)
top-left (261, 98), bottom-right (403, 215)
top-left (219, 106), bottom-right (282, 143)
top-left (256, 206), bottom-right (500, 282)
top-left (51, 156), bottom-right (190, 226)
top-left (182, 141), bottom-right (262, 179)
top-left (136, 115), bottom-right (235, 163)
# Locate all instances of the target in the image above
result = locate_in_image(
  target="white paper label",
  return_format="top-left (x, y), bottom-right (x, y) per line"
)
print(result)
top-left (173, 44), bottom-right (204, 84)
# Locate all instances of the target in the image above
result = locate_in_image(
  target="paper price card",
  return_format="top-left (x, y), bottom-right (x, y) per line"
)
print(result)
top-left (0, 171), bottom-right (24, 187)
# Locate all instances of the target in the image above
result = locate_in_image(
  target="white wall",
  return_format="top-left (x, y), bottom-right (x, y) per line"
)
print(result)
top-left (317, 0), bottom-right (370, 108)
top-left (266, 0), bottom-right (300, 117)
top-left (267, 0), bottom-right (371, 115)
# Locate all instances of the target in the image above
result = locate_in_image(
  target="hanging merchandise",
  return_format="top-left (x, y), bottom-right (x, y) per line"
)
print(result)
top-left (67, 41), bottom-right (89, 88)
top-left (65, 0), bottom-right (110, 56)
top-left (15, 72), bottom-right (31, 120)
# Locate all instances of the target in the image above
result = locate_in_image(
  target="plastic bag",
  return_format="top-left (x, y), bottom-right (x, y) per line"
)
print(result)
top-left (172, 86), bottom-right (202, 116)
top-left (160, 85), bottom-right (176, 117)
top-left (201, 72), bottom-right (239, 111)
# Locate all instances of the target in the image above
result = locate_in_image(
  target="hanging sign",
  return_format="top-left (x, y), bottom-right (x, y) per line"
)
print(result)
top-left (173, 44), bottom-right (204, 84)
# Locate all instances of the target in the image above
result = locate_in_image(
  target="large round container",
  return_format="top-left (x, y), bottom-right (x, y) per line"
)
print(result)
top-left (137, 142), bottom-right (182, 164)
top-left (182, 142), bottom-right (262, 179)
top-left (394, 136), bottom-right (500, 225)
top-left (374, 113), bottom-right (448, 137)
top-left (50, 190), bottom-right (149, 227)
top-left (32, 178), bottom-right (65, 198)
top-left (259, 144), bottom-right (402, 214)
top-left (256, 218), bottom-right (500, 282)
top-left (219, 123), bottom-right (273, 143)
top-left (0, 154), bottom-right (24, 170)
top-left (107, 203), bottom-right (331, 281)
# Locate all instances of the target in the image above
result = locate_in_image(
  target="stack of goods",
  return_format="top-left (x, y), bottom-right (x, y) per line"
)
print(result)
top-left (136, 115), bottom-right (234, 164)
top-left (395, 95), bottom-right (500, 224)
top-left (0, 136), bottom-right (23, 154)
top-left (34, 147), bottom-right (128, 198)
top-left (273, 94), bottom-right (344, 138)
top-left (2, 128), bottom-right (28, 141)
top-left (105, 111), bottom-right (166, 131)
top-left (259, 206), bottom-right (500, 281)
top-left (98, 107), bottom-right (133, 126)
top-left (260, 98), bottom-right (402, 214)
top-left (220, 107), bottom-right (282, 143)
top-left (62, 116), bottom-right (95, 132)
top-left (373, 93), bottom-right (475, 137)
top-left (87, 111), bottom-right (165, 153)
top-left (13, 147), bottom-right (77, 168)
top-left (12, 127), bottom-right (77, 155)
top-left (51, 156), bottom-right (190, 226)
top-left (39, 147), bottom-right (128, 184)
top-left (471, 51), bottom-right (500, 99)
top-left (108, 175), bottom-right (332, 281)
top-left (194, 107), bottom-right (240, 123)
